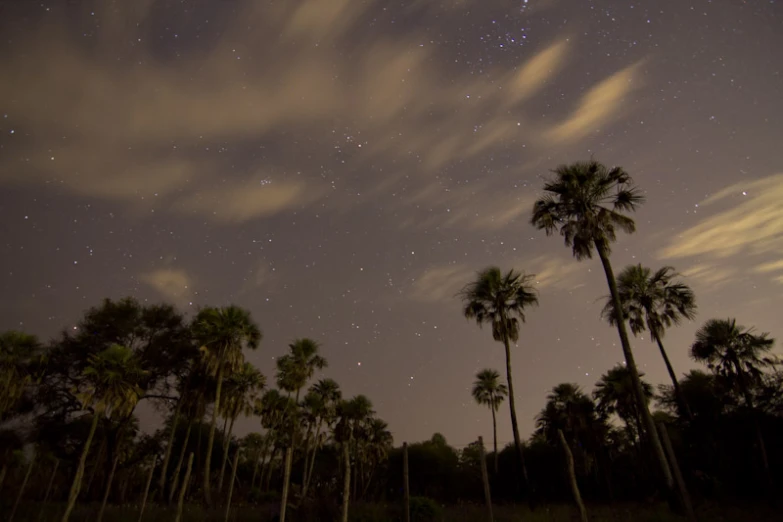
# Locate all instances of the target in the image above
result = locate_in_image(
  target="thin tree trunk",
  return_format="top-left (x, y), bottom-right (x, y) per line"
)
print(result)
top-left (84, 435), bottom-right (106, 500)
top-left (655, 336), bottom-right (693, 421)
top-left (158, 396), bottom-right (184, 497)
top-left (9, 449), bottom-right (35, 522)
top-left (61, 412), bottom-right (101, 522)
top-left (137, 456), bottom-right (156, 522)
top-left (299, 421), bottom-right (314, 492)
top-left (218, 415), bottom-right (236, 493)
top-left (502, 334), bottom-right (530, 489)
top-left (263, 446), bottom-right (278, 491)
top-left (251, 453), bottom-right (261, 490)
top-left (403, 442), bottom-right (410, 522)
top-left (656, 423), bottom-right (695, 521)
top-left (491, 406), bottom-right (499, 474)
top-left (225, 450), bottom-right (240, 522)
top-left (97, 449), bottom-right (120, 522)
top-left (596, 241), bottom-right (674, 494)
top-left (279, 447), bottom-right (293, 522)
top-left (204, 361), bottom-right (225, 506)
top-left (169, 421), bottom-right (192, 505)
top-left (341, 442), bottom-right (351, 522)
top-left (478, 436), bottom-right (494, 522)
top-left (38, 459), bottom-right (60, 522)
top-left (174, 453), bottom-right (194, 522)
top-left (303, 420), bottom-right (323, 497)
top-left (557, 429), bottom-right (588, 522)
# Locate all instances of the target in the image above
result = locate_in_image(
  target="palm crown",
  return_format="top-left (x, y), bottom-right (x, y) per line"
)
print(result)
top-left (192, 305), bottom-right (262, 375)
top-left (276, 338), bottom-right (327, 395)
top-left (221, 362), bottom-right (266, 419)
top-left (530, 160), bottom-right (645, 259)
top-left (593, 364), bottom-right (652, 423)
top-left (472, 369), bottom-right (508, 412)
top-left (602, 264), bottom-right (696, 341)
top-left (78, 344), bottom-right (147, 418)
top-left (460, 267), bottom-right (538, 344)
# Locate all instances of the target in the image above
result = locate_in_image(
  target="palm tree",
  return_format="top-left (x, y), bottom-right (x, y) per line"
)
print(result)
top-left (335, 395), bottom-right (375, 522)
top-left (217, 362), bottom-right (265, 493)
top-left (691, 318), bottom-right (775, 488)
top-left (191, 306), bottom-right (262, 506)
top-left (602, 264), bottom-right (697, 420)
top-left (530, 159), bottom-right (674, 492)
top-left (593, 365), bottom-right (653, 445)
top-left (0, 331), bottom-right (43, 420)
top-left (471, 369), bottom-right (508, 473)
top-left (536, 383), bottom-right (597, 443)
top-left (276, 338), bottom-right (327, 521)
top-left (460, 267), bottom-right (538, 486)
top-left (61, 345), bottom-right (147, 522)
top-left (302, 378), bottom-right (341, 497)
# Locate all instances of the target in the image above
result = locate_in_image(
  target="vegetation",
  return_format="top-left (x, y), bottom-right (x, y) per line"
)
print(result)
top-left (1, 160), bottom-right (782, 522)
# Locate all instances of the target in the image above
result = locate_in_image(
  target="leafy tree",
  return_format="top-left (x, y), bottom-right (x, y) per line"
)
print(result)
top-left (61, 344), bottom-right (147, 522)
top-left (530, 159), bottom-right (674, 493)
top-left (593, 365), bottom-right (653, 446)
top-left (471, 368), bottom-right (508, 473)
top-left (0, 330), bottom-right (43, 420)
top-left (460, 266), bottom-right (538, 488)
top-left (691, 318), bottom-right (775, 489)
top-left (191, 305), bottom-right (261, 506)
top-left (602, 264), bottom-right (697, 420)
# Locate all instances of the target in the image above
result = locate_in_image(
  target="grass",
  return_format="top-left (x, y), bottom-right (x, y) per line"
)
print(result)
top-left (4, 500), bottom-right (781, 522)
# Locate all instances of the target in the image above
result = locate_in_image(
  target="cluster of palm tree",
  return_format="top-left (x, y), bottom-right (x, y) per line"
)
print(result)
top-left (0, 301), bottom-right (391, 522)
top-left (463, 160), bottom-right (779, 512)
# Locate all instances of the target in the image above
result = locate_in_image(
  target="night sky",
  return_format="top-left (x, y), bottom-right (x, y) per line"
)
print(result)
top-left (1, 0), bottom-right (782, 449)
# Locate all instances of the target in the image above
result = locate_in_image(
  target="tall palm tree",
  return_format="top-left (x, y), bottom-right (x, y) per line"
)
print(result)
top-left (61, 345), bottom-right (147, 522)
top-left (530, 159), bottom-right (674, 491)
top-left (602, 264), bottom-right (697, 420)
top-left (0, 331), bottom-right (43, 420)
top-left (276, 338), bottom-right (327, 521)
top-left (191, 306), bottom-right (262, 506)
top-left (691, 318), bottom-right (775, 488)
top-left (460, 267), bottom-right (538, 486)
top-left (217, 362), bottom-right (265, 493)
top-left (302, 378), bottom-right (341, 497)
top-left (471, 369), bottom-right (508, 473)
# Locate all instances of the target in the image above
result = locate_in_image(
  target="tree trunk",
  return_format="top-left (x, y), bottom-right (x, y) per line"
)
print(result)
top-left (279, 447), bottom-right (293, 522)
top-left (655, 336), bottom-right (693, 421)
top-left (341, 442), bottom-right (351, 522)
top-left (478, 436), bottom-right (494, 522)
top-left (137, 456), bottom-right (156, 522)
top-left (9, 449), bottom-right (35, 522)
top-left (203, 361), bottom-right (225, 506)
top-left (303, 420), bottom-right (323, 498)
top-left (403, 442), bottom-right (410, 522)
top-left (491, 405), bottom-right (499, 474)
top-left (656, 423), bottom-right (695, 521)
top-left (502, 334), bottom-right (530, 489)
top-left (218, 415), bottom-right (237, 493)
top-left (174, 453), bottom-right (194, 522)
top-left (61, 412), bottom-right (101, 522)
top-left (251, 453), bottom-right (261, 491)
top-left (299, 421), bottom-right (314, 493)
top-left (263, 446), bottom-right (278, 491)
top-left (158, 396), bottom-right (184, 497)
top-left (84, 434), bottom-right (106, 500)
top-left (224, 450), bottom-right (241, 522)
top-left (595, 241), bottom-right (674, 493)
top-left (169, 421), bottom-right (192, 505)
top-left (557, 430), bottom-right (588, 522)
top-left (97, 449), bottom-right (120, 522)
top-left (38, 459), bottom-right (60, 522)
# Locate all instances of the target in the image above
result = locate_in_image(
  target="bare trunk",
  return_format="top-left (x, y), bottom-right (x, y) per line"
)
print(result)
top-left (341, 442), bottom-right (351, 522)
top-left (218, 414), bottom-right (237, 493)
top-left (203, 361), bottom-right (225, 506)
top-left (656, 423), bottom-right (695, 521)
top-left (174, 453), bottom-right (194, 522)
top-left (502, 333), bottom-right (530, 489)
top-left (97, 448), bottom-right (120, 522)
top-left (169, 421), bottom-right (192, 505)
top-left (654, 336), bottom-right (692, 421)
top-left (478, 436), bottom-right (494, 522)
top-left (303, 420), bottom-right (323, 497)
top-left (158, 396), bottom-right (184, 496)
top-left (491, 406), bottom-right (499, 474)
top-left (596, 241), bottom-right (674, 493)
top-left (557, 430), bottom-right (587, 522)
top-left (137, 456), bottom-right (156, 522)
top-left (61, 412), bottom-right (100, 522)
top-left (224, 450), bottom-right (241, 522)
top-left (263, 446), bottom-right (278, 491)
top-left (279, 447), bottom-right (293, 522)
top-left (9, 449), bottom-right (36, 522)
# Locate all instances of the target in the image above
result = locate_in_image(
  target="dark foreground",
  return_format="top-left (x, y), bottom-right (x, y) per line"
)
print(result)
top-left (5, 501), bottom-right (780, 522)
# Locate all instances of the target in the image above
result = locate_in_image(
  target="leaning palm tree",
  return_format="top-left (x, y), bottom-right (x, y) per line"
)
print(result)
top-left (217, 363), bottom-right (265, 493)
top-left (471, 369), bottom-right (508, 473)
top-left (460, 267), bottom-right (538, 486)
top-left (691, 318), bottom-right (775, 488)
top-left (276, 338), bottom-right (327, 521)
top-left (602, 264), bottom-right (697, 420)
top-left (191, 306), bottom-right (262, 506)
top-left (530, 159), bottom-right (674, 492)
top-left (61, 345), bottom-right (147, 522)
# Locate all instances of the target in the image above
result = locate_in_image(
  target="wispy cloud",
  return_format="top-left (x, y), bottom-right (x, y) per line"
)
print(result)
top-left (140, 268), bottom-right (193, 303)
